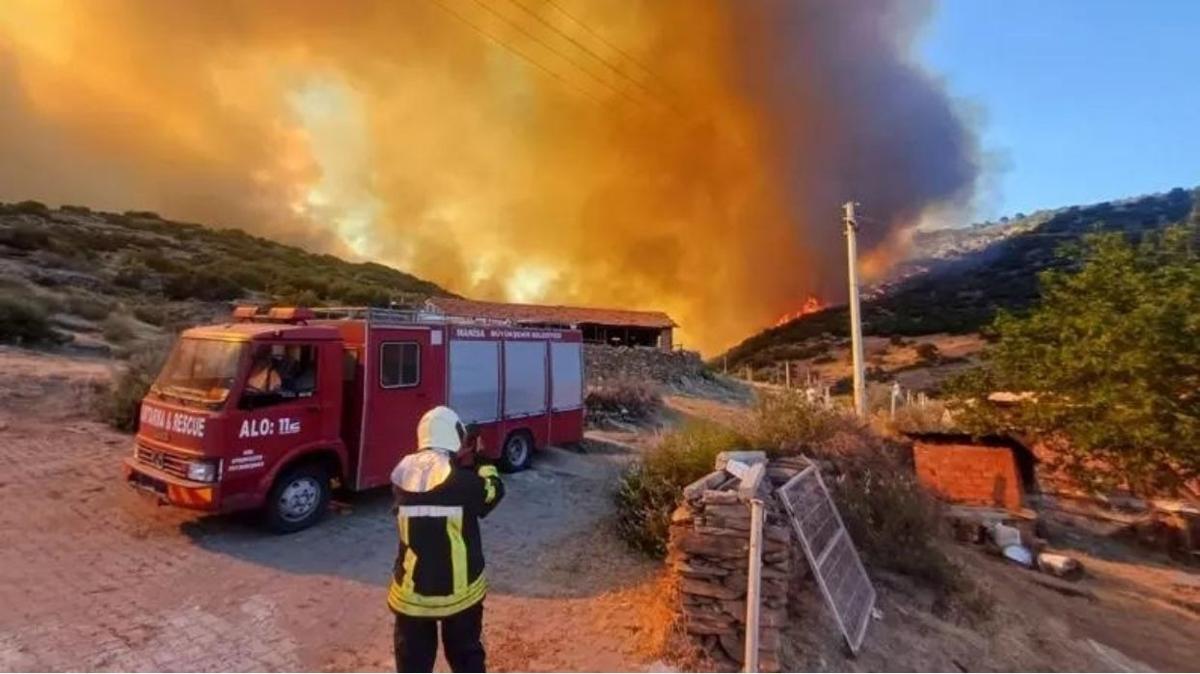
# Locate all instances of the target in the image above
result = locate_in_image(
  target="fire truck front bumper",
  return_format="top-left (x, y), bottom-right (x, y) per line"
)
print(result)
top-left (123, 458), bottom-right (221, 511)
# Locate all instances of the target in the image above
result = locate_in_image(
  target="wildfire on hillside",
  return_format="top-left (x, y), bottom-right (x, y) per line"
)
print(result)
top-left (774, 296), bottom-right (826, 327)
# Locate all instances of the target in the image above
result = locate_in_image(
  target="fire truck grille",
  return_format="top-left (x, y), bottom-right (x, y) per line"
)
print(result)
top-left (135, 445), bottom-right (191, 480)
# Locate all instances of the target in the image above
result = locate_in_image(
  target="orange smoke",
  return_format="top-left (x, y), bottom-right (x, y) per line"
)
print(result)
top-left (0, 0), bottom-right (977, 353)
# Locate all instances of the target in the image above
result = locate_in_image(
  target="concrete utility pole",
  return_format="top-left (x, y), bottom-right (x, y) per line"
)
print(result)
top-left (843, 201), bottom-right (867, 419)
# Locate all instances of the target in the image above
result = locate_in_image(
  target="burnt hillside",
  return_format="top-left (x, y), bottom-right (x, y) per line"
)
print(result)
top-left (721, 186), bottom-right (1198, 370)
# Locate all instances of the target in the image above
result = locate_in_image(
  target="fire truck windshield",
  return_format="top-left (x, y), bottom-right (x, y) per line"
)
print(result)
top-left (151, 338), bottom-right (246, 407)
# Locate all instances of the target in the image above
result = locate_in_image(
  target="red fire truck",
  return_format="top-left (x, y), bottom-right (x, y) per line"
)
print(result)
top-left (123, 306), bottom-right (585, 531)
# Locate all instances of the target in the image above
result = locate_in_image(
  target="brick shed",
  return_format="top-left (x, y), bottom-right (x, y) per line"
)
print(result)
top-left (908, 433), bottom-right (1037, 511)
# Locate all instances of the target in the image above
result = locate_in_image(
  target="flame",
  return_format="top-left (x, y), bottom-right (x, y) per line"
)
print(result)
top-left (774, 296), bottom-right (826, 327)
top-left (0, 0), bottom-right (978, 354)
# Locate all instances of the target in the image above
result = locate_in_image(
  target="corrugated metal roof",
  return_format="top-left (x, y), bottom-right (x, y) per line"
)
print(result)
top-left (425, 297), bottom-right (677, 329)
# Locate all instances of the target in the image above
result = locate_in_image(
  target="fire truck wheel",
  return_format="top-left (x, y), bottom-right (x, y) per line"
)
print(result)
top-left (498, 430), bottom-right (533, 473)
top-left (264, 463), bottom-right (331, 533)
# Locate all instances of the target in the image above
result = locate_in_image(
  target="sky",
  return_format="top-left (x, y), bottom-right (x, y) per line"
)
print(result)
top-left (919, 0), bottom-right (1200, 221)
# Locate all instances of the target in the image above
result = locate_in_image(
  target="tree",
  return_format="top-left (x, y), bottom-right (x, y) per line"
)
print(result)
top-left (949, 225), bottom-right (1200, 494)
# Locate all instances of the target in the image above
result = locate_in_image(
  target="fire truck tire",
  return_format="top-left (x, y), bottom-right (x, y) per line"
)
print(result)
top-left (264, 462), bottom-right (331, 533)
top-left (498, 430), bottom-right (534, 473)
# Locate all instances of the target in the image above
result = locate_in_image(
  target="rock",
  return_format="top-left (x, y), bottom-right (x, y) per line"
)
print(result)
top-left (680, 577), bottom-right (744, 600)
top-left (684, 471), bottom-right (729, 499)
top-left (675, 560), bottom-right (731, 578)
top-left (1037, 552), bottom-right (1084, 580)
top-left (701, 489), bottom-right (742, 505)
top-left (716, 450), bottom-right (767, 471)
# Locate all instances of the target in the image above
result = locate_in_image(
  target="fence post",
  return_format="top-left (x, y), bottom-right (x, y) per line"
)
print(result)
top-left (744, 498), bottom-right (765, 672)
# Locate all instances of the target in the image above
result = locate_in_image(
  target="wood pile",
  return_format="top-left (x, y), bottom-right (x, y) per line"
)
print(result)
top-left (667, 454), bottom-right (810, 672)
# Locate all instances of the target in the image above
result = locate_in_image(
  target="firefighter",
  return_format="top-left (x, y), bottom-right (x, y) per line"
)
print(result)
top-left (387, 405), bottom-right (505, 673)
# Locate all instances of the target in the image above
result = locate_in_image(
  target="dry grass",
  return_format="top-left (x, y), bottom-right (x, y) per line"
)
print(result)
top-left (586, 378), bottom-right (663, 425)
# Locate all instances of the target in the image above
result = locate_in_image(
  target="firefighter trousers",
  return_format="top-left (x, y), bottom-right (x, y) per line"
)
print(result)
top-left (393, 602), bottom-right (485, 673)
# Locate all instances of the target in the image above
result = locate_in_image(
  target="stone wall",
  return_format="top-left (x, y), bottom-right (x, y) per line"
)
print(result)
top-left (667, 456), bottom-right (810, 671)
top-left (584, 344), bottom-right (707, 386)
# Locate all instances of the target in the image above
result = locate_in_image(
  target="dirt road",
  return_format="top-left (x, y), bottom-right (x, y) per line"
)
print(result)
top-left (0, 346), bottom-right (661, 672)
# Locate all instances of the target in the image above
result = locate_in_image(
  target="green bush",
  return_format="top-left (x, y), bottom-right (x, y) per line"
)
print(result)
top-left (614, 422), bottom-right (749, 557)
top-left (96, 339), bottom-right (171, 431)
top-left (745, 390), bottom-right (841, 456)
top-left (0, 292), bottom-right (56, 344)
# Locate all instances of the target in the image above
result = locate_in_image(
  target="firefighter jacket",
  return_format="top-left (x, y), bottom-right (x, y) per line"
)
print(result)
top-left (387, 449), bottom-right (505, 618)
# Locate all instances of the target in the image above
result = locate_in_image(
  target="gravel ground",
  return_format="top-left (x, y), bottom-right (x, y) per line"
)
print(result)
top-left (0, 346), bottom-right (660, 672)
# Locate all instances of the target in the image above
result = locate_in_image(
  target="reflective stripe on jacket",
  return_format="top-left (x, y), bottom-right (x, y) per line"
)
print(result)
top-left (388, 454), bottom-right (505, 617)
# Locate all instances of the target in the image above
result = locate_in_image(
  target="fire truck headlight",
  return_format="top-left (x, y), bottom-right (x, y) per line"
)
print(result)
top-left (186, 460), bottom-right (219, 483)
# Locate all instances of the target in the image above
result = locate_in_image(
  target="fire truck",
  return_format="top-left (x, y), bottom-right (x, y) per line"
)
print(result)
top-left (123, 306), bottom-right (585, 532)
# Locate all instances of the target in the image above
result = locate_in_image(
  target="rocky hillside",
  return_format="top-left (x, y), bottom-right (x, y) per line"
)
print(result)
top-left (721, 186), bottom-right (1198, 374)
top-left (0, 200), bottom-right (451, 353)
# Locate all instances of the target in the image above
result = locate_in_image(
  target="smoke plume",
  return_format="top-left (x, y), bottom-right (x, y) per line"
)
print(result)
top-left (0, 0), bottom-right (977, 352)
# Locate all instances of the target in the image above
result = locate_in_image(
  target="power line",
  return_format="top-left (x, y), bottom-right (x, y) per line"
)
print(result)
top-left (542, 0), bottom-right (674, 95)
top-left (468, 0), bottom-right (648, 108)
top-left (423, 0), bottom-right (605, 105)
top-left (500, 0), bottom-right (665, 107)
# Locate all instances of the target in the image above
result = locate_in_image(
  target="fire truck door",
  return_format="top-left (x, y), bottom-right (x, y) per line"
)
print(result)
top-left (358, 329), bottom-right (443, 489)
top-left (231, 342), bottom-right (327, 482)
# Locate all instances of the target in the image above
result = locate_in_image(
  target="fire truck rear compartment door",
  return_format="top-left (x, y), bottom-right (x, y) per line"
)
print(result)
top-left (449, 340), bottom-right (500, 423)
top-left (503, 341), bottom-right (547, 417)
top-left (550, 342), bottom-right (582, 411)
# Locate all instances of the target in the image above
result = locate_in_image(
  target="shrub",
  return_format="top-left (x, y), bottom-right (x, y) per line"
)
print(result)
top-left (745, 390), bottom-right (841, 456)
top-left (0, 225), bottom-right (51, 251)
top-left (615, 422), bottom-right (749, 557)
top-left (132, 303), bottom-right (167, 326)
top-left (123, 210), bottom-right (162, 220)
top-left (0, 291), bottom-right (56, 344)
top-left (163, 271), bottom-right (242, 301)
top-left (96, 339), bottom-right (171, 431)
top-left (11, 200), bottom-right (49, 215)
top-left (586, 379), bottom-right (663, 424)
top-left (101, 313), bottom-right (138, 343)
top-left (113, 260), bottom-right (151, 289)
top-left (915, 342), bottom-right (941, 364)
top-left (65, 292), bottom-right (114, 321)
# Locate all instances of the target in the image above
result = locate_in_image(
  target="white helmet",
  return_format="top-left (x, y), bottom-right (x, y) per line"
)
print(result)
top-left (417, 405), bottom-right (466, 454)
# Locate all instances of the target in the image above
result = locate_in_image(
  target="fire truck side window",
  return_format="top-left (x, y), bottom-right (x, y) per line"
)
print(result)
top-left (380, 342), bottom-right (419, 388)
top-left (241, 343), bottom-right (318, 408)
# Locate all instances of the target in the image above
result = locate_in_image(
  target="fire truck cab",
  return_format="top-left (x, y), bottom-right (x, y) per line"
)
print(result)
top-left (123, 306), bottom-right (585, 532)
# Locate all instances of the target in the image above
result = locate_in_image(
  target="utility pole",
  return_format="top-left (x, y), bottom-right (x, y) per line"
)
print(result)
top-left (843, 201), bottom-right (867, 419)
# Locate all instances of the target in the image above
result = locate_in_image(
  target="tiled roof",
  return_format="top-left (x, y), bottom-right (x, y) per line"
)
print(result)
top-left (426, 297), bottom-right (677, 329)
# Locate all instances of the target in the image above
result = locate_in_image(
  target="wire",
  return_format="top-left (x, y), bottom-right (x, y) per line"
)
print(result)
top-left (542, 0), bottom-right (675, 94)
top-left (423, 0), bottom-right (605, 105)
top-left (501, 0), bottom-right (664, 106)
top-left (468, 0), bottom-right (647, 108)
